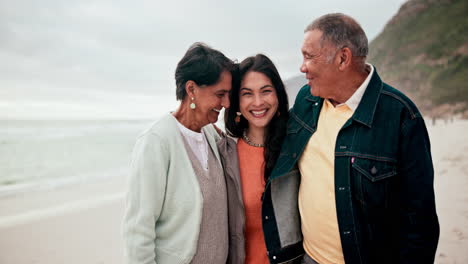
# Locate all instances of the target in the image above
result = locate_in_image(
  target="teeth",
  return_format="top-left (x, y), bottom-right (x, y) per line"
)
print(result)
top-left (213, 109), bottom-right (221, 113)
top-left (252, 110), bottom-right (266, 115)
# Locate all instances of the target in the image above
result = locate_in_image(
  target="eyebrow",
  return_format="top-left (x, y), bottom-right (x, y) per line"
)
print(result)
top-left (260, 85), bottom-right (273, 89)
top-left (216, 89), bottom-right (230, 93)
top-left (240, 85), bottom-right (273, 91)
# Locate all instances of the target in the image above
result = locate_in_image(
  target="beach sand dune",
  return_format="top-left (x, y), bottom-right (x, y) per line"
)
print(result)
top-left (0, 120), bottom-right (467, 264)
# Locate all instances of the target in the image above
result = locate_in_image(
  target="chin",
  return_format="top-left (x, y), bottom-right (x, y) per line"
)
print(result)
top-left (250, 120), bottom-right (269, 130)
top-left (208, 115), bottom-right (219, 124)
top-left (311, 90), bottom-right (321, 98)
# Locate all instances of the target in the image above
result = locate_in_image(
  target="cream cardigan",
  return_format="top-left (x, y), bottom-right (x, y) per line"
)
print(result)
top-left (122, 113), bottom-right (221, 264)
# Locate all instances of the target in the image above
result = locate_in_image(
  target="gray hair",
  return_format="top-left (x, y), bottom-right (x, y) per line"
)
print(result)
top-left (305, 13), bottom-right (368, 58)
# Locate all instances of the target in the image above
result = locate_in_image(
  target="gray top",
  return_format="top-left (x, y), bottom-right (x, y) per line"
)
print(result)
top-left (182, 134), bottom-right (229, 264)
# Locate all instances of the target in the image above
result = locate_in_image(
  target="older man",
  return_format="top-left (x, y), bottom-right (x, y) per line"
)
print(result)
top-left (262, 13), bottom-right (439, 264)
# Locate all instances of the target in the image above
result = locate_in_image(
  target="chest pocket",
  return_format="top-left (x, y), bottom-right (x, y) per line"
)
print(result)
top-left (351, 157), bottom-right (397, 208)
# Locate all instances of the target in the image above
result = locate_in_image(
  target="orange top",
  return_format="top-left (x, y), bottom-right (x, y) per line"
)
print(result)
top-left (237, 138), bottom-right (269, 264)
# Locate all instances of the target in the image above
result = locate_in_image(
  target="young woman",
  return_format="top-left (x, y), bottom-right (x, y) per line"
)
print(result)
top-left (220, 54), bottom-right (289, 264)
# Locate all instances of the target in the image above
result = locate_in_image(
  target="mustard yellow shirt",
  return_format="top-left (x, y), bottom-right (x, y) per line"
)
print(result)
top-left (298, 99), bottom-right (353, 264)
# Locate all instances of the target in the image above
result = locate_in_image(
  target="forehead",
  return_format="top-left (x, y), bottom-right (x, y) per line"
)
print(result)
top-left (241, 71), bottom-right (272, 88)
top-left (302, 30), bottom-right (324, 52)
top-left (205, 71), bottom-right (232, 92)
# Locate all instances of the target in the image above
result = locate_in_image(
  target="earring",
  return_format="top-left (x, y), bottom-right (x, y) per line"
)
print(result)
top-left (235, 112), bottom-right (242, 123)
top-left (190, 97), bottom-right (196, 110)
top-left (277, 111), bottom-right (281, 117)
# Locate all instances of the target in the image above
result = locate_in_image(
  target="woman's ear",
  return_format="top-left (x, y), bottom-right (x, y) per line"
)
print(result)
top-left (185, 80), bottom-right (196, 98)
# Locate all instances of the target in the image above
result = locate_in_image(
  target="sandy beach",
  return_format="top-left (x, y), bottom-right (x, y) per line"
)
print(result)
top-left (0, 177), bottom-right (126, 264)
top-left (431, 120), bottom-right (468, 264)
top-left (0, 120), bottom-right (467, 264)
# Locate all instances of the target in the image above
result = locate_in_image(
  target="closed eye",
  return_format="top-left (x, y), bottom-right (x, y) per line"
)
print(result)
top-left (216, 92), bottom-right (226, 98)
top-left (240, 87), bottom-right (253, 96)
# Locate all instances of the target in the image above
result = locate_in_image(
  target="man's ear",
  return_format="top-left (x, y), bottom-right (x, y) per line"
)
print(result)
top-left (185, 80), bottom-right (196, 98)
top-left (337, 47), bottom-right (352, 71)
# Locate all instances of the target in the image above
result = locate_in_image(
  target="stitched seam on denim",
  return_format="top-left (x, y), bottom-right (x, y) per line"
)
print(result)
top-left (361, 80), bottom-right (383, 128)
top-left (287, 129), bottom-right (300, 134)
top-left (305, 92), bottom-right (318, 102)
top-left (277, 253), bottom-right (304, 264)
top-left (346, 164), bottom-right (364, 262)
top-left (381, 90), bottom-right (417, 119)
top-left (291, 111), bottom-right (314, 133)
top-left (372, 171), bottom-right (397, 181)
top-left (353, 118), bottom-right (369, 127)
top-left (353, 164), bottom-right (397, 182)
top-left (287, 123), bottom-right (301, 134)
top-left (400, 116), bottom-right (424, 137)
top-left (336, 151), bottom-right (397, 162)
top-left (352, 164), bottom-right (372, 179)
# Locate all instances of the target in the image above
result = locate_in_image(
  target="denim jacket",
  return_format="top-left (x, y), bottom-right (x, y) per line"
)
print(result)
top-left (262, 68), bottom-right (439, 264)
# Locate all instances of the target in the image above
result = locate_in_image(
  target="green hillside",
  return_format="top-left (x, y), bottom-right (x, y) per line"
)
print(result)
top-left (368, 0), bottom-right (468, 117)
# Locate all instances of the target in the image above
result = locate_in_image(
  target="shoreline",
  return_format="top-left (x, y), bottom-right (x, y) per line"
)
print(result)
top-left (0, 174), bottom-right (126, 225)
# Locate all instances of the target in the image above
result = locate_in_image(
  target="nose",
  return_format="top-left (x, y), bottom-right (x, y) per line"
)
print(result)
top-left (300, 61), bottom-right (307, 73)
top-left (253, 94), bottom-right (263, 107)
top-left (221, 94), bottom-right (230, 109)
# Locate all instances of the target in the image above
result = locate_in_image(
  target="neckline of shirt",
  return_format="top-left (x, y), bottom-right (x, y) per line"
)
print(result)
top-left (334, 63), bottom-right (374, 112)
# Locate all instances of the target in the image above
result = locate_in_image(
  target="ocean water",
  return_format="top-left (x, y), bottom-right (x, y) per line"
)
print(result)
top-left (0, 119), bottom-right (153, 193)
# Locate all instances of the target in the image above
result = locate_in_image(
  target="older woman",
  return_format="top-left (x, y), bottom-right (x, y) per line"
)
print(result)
top-left (123, 42), bottom-right (238, 264)
top-left (219, 54), bottom-right (291, 264)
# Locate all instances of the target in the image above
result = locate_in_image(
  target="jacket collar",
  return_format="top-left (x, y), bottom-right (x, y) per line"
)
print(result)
top-left (350, 66), bottom-right (383, 128)
top-left (305, 91), bottom-right (320, 103)
top-left (295, 66), bottom-right (383, 128)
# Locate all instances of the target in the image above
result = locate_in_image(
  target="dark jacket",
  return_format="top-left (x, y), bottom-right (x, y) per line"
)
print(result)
top-left (262, 68), bottom-right (439, 264)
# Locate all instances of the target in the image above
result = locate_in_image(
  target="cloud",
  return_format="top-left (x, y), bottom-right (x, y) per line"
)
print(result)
top-left (0, 0), bottom-right (405, 119)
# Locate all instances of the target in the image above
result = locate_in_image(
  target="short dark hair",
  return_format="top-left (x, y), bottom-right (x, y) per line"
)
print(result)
top-left (225, 54), bottom-right (289, 181)
top-left (305, 13), bottom-right (368, 57)
top-left (175, 42), bottom-right (236, 100)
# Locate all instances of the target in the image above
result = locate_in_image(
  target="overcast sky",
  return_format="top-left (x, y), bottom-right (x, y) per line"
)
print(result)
top-left (0, 0), bottom-right (406, 119)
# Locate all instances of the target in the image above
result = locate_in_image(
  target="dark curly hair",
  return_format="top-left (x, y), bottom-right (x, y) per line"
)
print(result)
top-left (224, 54), bottom-right (289, 181)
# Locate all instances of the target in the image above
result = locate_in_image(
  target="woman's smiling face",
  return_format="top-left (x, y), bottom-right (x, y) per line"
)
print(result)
top-left (239, 71), bottom-right (279, 130)
top-left (192, 70), bottom-right (232, 127)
